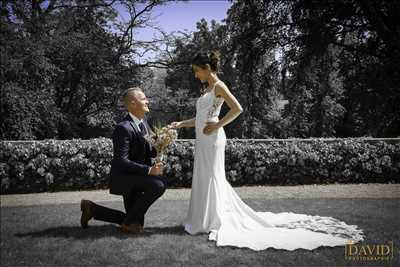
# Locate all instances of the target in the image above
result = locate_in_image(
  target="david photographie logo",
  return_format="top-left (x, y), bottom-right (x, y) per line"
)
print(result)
top-left (345, 240), bottom-right (395, 261)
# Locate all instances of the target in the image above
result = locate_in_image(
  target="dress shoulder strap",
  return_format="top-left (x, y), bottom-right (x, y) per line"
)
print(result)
top-left (213, 80), bottom-right (222, 88)
top-left (212, 80), bottom-right (223, 92)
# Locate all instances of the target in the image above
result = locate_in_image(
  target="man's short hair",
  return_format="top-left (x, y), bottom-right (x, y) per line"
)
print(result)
top-left (122, 87), bottom-right (143, 108)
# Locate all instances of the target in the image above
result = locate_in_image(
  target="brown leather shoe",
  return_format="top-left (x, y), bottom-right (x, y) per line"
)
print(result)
top-left (120, 223), bottom-right (144, 234)
top-left (80, 199), bottom-right (93, 228)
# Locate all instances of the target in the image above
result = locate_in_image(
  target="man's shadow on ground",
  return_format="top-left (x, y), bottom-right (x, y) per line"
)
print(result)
top-left (15, 225), bottom-right (188, 240)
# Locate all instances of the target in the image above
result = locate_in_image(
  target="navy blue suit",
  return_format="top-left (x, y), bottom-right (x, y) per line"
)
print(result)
top-left (90, 114), bottom-right (167, 226)
top-left (109, 114), bottom-right (158, 195)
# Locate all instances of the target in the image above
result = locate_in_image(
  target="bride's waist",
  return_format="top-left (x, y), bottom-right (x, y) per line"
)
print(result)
top-left (195, 119), bottom-right (225, 134)
top-left (196, 116), bottom-right (219, 123)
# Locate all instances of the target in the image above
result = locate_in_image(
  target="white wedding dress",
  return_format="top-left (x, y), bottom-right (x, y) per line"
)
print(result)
top-left (182, 80), bottom-right (365, 251)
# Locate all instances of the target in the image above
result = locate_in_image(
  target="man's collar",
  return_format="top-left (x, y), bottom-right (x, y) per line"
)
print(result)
top-left (128, 112), bottom-right (143, 125)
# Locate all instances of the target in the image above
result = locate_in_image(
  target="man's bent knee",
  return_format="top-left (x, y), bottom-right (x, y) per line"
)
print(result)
top-left (151, 179), bottom-right (166, 196)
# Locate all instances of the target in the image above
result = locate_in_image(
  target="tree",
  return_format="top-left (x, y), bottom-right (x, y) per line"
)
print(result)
top-left (0, 0), bottom-right (169, 139)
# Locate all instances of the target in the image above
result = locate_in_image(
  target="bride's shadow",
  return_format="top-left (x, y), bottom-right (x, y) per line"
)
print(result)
top-left (15, 224), bottom-right (186, 240)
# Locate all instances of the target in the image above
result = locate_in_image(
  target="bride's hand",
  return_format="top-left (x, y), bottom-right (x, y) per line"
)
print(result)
top-left (203, 122), bottom-right (220, 135)
top-left (168, 121), bottom-right (182, 129)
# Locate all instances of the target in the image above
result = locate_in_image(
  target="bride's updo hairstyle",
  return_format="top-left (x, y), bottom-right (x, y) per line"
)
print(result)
top-left (191, 50), bottom-right (220, 72)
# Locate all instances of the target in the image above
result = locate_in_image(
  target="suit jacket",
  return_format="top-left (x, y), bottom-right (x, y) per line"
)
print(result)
top-left (109, 114), bottom-right (157, 195)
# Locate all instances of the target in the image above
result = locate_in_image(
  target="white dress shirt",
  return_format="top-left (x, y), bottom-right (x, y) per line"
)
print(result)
top-left (128, 112), bottom-right (151, 175)
top-left (128, 112), bottom-right (147, 135)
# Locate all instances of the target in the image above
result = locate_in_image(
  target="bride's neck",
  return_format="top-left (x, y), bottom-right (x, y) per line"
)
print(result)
top-left (206, 74), bottom-right (219, 89)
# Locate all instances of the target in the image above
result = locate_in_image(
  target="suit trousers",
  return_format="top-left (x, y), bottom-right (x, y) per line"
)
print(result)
top-left (90, 174), bottom-right (167, 226)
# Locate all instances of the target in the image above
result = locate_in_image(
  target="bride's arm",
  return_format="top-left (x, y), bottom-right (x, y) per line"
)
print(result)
top-left (214, 83), bottom-right (243, 128)
top-left (203, 82), bottom-right (243, 135)
top-left (169, 117), bottom-right (196, 129)
top-left (180, 117), bottom-right (196, 128)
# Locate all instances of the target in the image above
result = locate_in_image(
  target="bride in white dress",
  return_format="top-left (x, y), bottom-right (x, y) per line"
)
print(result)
top-left (169, 51), bottom-right (365, 251)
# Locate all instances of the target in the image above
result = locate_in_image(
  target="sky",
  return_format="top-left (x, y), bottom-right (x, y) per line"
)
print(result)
top-left (116, 0), bottom-right (233, 60)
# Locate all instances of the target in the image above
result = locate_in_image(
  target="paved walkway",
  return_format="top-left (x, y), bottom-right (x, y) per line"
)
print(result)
top-left (1, 183), bottom-right (399, 207)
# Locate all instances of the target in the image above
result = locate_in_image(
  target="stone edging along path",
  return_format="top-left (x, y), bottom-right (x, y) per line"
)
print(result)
top-left (1, 183), bottom-right (399, 207)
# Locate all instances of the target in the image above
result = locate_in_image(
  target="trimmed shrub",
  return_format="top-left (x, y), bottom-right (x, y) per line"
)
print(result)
top-left (0, 138), bottom-right (399, 194)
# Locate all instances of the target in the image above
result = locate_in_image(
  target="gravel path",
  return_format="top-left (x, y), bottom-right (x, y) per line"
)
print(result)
top-left (1, 183), bottom-right (399, 207)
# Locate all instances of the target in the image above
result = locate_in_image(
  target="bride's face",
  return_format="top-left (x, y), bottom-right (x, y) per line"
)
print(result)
top-left (192, 64), bottom-right (209, 83)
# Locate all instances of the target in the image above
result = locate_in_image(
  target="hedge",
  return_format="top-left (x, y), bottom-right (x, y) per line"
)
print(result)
top-left (1, 138), bottom-right (399, 194)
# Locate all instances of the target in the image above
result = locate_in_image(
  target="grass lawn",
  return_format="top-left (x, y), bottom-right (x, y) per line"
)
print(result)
top-left (1, 196), bottom-right (399, 266)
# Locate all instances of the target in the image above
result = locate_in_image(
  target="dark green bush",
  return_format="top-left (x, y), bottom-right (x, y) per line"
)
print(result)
top-left (1, 138), bottom-right (399, 194)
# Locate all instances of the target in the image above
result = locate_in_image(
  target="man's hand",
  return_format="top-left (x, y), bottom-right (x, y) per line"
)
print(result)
top-left (149, 162), bottom-right (164, 176)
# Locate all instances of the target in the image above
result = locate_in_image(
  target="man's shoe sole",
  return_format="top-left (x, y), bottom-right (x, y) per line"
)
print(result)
top-left (120, 224), bottom-right (144, 234)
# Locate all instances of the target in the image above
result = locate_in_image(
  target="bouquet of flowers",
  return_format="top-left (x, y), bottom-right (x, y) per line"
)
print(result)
top-left (145, 125), bottom-right (178, 163)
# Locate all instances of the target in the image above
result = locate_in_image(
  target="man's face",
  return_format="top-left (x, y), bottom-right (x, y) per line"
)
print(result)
top-left (130, 90), bottom-right (150, 114)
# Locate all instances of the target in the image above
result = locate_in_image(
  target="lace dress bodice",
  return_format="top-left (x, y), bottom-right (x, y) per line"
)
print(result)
top-left (195, 81), bottom-right (225, 139)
